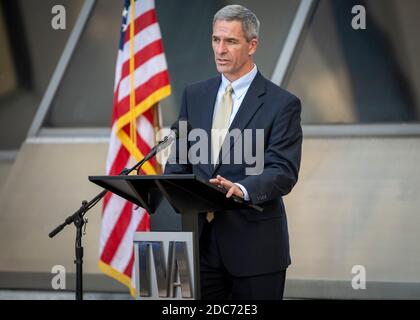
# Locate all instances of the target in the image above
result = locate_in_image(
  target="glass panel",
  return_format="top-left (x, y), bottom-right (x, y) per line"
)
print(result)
top-left (0, 0), bottom-right (83, 149)
top-left (44, 0), bottom-right (121, 128)
top-left (0, 5), bottom-right (17, 97)
top-left (286, 0), bottom-right (420, 124)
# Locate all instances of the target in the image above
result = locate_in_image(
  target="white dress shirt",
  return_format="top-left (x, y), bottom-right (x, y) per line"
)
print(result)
top-left (212, 65), bottom-right (258, 201)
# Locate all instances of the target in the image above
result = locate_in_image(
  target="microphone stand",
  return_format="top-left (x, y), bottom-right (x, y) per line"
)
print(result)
top-left (48, 134), bottom-right (172, 300)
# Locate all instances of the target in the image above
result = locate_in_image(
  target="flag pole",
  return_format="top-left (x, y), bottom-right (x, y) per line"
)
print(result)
top-left (153, 103), bottom-right (163, 175)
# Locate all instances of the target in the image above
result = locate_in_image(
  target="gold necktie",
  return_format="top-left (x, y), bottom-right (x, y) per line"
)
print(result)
top-left (207, 84), bottom-right (233, 223)
top-left (211, 84), bottom-right (233, 166)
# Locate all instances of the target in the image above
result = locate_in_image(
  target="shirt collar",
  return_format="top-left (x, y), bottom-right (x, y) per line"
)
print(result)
top-left (220, 64), bottom-right (258, 99)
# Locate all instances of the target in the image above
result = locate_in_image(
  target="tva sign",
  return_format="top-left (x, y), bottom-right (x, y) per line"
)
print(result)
top-left (134, 232), bottom-right (196, 299)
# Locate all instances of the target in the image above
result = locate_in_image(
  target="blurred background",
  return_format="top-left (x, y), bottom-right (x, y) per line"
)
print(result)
top-left (1, 0), bottom-right (420, 299)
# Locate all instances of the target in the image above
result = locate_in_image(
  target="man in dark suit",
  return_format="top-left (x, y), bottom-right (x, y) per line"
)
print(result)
top-left (164, 4), bottom-right (302, 300)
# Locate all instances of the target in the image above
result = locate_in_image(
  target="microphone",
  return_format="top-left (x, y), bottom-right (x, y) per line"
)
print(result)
top-left (170, 117), bottom-right (191, 139)
top-left (134, 118), bottom-right (191, 174)
top-left (154, 118), bottom-right (191, 153)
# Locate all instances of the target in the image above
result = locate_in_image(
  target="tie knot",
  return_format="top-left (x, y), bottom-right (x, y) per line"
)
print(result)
top-left (225, 84), bottom-right (233, 95)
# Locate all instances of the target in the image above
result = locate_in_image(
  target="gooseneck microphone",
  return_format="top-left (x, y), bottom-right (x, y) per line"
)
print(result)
top-left (135, 118), bottom-right (191, 174)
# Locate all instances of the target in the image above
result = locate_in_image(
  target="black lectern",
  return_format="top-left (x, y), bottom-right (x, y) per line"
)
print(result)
top-left (89, 174), bottom-right (262, 298)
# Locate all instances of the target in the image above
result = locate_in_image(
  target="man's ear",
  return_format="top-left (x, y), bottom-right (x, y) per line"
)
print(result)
top-left (248, 38), bottom-right (258, 56)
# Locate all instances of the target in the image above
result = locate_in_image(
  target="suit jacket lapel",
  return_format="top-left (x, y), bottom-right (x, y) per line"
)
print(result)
top-left (200, 76), bottom-right (221, 176)
top-left (212, 71), bottom-right (266, 175)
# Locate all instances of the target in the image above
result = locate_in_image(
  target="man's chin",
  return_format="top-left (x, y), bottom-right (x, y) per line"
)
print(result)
top-left (216, 65), bottom-right (230, 74)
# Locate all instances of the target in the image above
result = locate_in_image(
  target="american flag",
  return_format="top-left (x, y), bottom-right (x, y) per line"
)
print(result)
top-left (99, 0), bottom-right (171, 296)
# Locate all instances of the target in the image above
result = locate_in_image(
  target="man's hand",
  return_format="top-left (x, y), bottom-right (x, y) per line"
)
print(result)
top-left (209, 175), bottom-right (244, 199)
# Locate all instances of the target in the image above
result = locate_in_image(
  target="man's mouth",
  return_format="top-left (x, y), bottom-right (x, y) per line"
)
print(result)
top-left (217, 58), bottom-right (230, 64)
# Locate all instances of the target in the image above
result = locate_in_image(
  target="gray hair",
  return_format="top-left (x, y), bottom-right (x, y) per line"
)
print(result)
top-left (213, 5), bottom-right (260, 42)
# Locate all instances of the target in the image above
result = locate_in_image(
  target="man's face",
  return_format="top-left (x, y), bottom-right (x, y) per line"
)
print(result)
top-left (212, 20), bottom-right (258, 81)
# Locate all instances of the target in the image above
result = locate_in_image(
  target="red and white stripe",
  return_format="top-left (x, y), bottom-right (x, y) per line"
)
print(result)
top-left (100, 0), bottom-right (170, 293)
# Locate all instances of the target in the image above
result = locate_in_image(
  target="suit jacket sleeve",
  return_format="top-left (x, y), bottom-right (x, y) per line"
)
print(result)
top-left (237, 97), bottom-right (303, 205)
top-left (164, 88), bottom-right (193, 175)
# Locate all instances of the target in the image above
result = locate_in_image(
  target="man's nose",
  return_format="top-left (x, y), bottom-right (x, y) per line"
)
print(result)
top-left (216, 42), bottom-right (227, 54)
